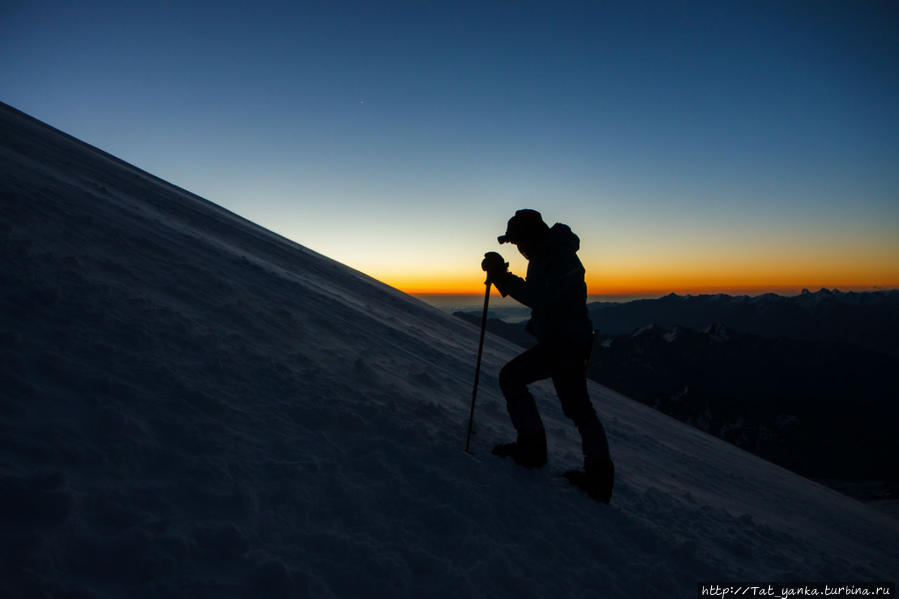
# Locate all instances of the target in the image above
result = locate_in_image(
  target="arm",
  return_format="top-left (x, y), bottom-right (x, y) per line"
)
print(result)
top-left (496, 250), bottom-right (583, 310)
top-left (493, 271), bottom-right (536, 307)
top-left (482, 251), bottom-right (536, 307)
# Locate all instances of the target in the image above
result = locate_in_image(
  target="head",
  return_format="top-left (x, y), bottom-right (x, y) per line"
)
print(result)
top-left (497, 209), bottom-right (549, 258)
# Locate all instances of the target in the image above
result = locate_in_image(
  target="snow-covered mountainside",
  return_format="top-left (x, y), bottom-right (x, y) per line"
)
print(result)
top-left (2, 102), bottom-right (897, 598)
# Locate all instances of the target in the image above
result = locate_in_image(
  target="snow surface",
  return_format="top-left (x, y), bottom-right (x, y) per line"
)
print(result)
top-left (1, 102), bottom-right (897, 597)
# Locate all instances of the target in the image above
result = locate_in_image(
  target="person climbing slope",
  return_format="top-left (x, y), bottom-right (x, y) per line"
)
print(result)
top-left (481, 209), bottom-right (614, 503)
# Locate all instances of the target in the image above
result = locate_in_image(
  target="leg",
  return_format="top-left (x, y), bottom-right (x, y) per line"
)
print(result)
top-left (552, 356), bottom-right (610, 461)
top-left (498, 345), bottom-right (553, 437)
top-left (553, 348), bottom-right (615, 503)
top-left (494, 346), bottom-right (553, 467)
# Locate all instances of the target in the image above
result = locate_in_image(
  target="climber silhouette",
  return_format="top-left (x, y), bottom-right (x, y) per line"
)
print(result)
top-left (482, 209), bottom-right (614, 503)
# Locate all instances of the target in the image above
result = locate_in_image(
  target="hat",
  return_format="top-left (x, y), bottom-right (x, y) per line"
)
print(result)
top-left (497, 209), bottom-right (549, 244)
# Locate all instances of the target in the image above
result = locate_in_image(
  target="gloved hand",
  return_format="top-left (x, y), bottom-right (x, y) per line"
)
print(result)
top-left (481, 251), bottom-right (508, 284)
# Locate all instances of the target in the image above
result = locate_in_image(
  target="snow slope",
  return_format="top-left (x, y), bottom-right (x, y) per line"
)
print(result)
top-left (1, 102), bottom-right (897, 598)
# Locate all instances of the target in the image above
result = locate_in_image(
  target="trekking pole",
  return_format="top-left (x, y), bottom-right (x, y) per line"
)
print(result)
top-left (465, 280), bottom-right (492, 454)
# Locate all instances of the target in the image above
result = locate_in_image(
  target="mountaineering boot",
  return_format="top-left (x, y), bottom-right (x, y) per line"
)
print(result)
top-left (564, 456), bottom-right (614, 504)
top-left (492, 431), bottom-right (547, 468)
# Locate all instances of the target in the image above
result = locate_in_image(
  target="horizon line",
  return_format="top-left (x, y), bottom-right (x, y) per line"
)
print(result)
top-left (408, 285), bottom-right (899, 299)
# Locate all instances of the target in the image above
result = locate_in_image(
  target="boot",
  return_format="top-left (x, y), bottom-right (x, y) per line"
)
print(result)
top-left (564, 456), bottom-right (614, 503)
top-left (492, 431), bottom-right (547, 468)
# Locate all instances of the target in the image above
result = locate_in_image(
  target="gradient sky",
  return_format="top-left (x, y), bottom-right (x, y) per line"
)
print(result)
top-left (3, 1), bottom-right (898, 297)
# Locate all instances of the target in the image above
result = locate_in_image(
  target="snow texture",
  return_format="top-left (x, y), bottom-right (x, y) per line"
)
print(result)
top-left (1, 102), bottom-right (897, 597)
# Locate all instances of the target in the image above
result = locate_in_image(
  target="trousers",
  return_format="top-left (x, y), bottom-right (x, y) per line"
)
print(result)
top-left (499, 341), bottom-right (610, 460)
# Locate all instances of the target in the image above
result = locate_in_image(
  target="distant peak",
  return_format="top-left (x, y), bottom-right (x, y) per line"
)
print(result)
top-left (701, 322), bottom-right (732, 342)
top-left (633, 323), bottom-right (660, 336)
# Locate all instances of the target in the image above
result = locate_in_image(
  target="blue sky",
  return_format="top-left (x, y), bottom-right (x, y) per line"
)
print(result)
top-left (2, 1), bottom-right (897, 295)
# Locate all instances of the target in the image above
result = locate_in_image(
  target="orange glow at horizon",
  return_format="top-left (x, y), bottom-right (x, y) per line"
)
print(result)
top-left (382, 262), bottom-right (899, 297)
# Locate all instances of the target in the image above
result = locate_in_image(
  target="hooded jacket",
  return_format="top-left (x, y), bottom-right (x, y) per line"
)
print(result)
top-left (493, 223), bottom-right (594, 348)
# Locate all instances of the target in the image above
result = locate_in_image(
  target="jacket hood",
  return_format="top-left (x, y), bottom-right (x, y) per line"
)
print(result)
top-left (547, 222), bottom-right (580, 253)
